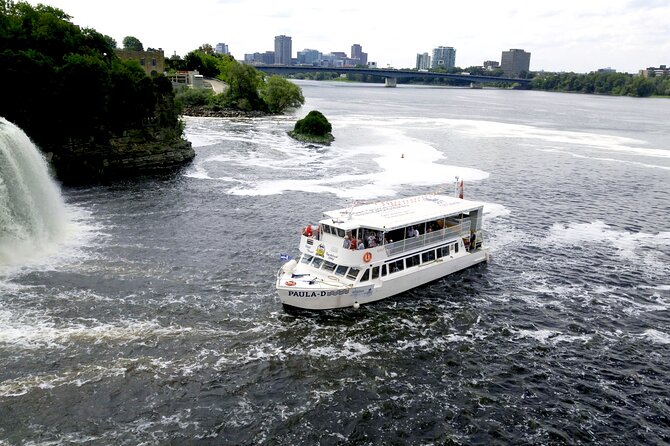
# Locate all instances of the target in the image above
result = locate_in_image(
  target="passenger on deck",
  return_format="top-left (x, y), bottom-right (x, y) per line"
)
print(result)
top-left (304, 225), bottom-right (312, 237)
top-left (350, 238), bottom-right (357, 250)
top-left (407, 227), bottom-right (418, 238)
top-left (343, 235), bottom-right (351, 249)
top-left (357, 239), bottom-right (365, 250)
top-left (367, 234), bottom-right (377, 248)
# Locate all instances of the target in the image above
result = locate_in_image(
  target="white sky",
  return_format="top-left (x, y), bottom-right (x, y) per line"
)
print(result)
top-left (26, 0), bottom-right (670, 73)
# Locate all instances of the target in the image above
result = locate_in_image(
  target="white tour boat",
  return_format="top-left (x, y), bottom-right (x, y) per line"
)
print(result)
top-left (276, 192), bottom-right (490, 310)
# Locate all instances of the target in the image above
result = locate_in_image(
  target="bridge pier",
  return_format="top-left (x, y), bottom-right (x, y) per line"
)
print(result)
top-left (384, 77), bottom-right (397, 88)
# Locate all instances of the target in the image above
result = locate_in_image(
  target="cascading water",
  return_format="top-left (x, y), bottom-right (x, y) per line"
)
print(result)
top-left (0, 117), bottom-right (69, 265)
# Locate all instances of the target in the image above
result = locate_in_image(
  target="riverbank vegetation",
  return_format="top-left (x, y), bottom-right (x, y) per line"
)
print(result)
top-left (531, 71), bottom-right (670, 97)
top-left (0, 0), bottom-right (193, 183)
top-left (288, 110), bottom-right (334, 144)
top-left (167, 50), bottom-right (304, 114)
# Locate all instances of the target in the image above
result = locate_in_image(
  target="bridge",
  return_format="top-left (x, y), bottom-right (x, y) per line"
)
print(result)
top-left (254, 65), bottom-right (531, 88)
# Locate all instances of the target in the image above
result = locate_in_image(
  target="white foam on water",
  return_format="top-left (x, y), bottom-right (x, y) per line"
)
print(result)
top-left (439, 118), bottom-right (669, 159)
top-left (0, 361), bottom-right (129, 397)
top-left (538, 148), bottom-right (670, 171)
top-left (544, 221), bottom-right (670, 263)
top-left (640, 329), bottom-right (670, 345)
top-left (184, 115), bottom-right (490, 199)
top-left (513, 328), bottom-right (592, 345)
top-left (0, 311), bottom-right (198, 351)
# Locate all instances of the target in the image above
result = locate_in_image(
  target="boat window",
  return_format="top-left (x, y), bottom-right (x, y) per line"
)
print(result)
top-left (346, 267), bottom-right (360, 280)
top-left (371, 266), bottom-right (379, 280)
top-left (312, 257), bottom-right (323, 268)
top-left (301, 254), bottom-right (314, 264)
top-left (337, 228), bottom-right (345, 237)
top-left (437, 245), bottom-right (449, 259)
top-left (381, 264), bottom-right (387, 277)
top-left (422, 250), bottom-right (435, 263)
top-left (322, 224), bottom-right (332, 234)
top-left (323, 261), bottom-right (336, 272)
top-left (454, 243), bottom-right (459, 253)
top-left (335, 265), bottom-right (348, 276)
top-left (389, 259), bottom-right (404, 274)
top-left (360, 269), bottom-right (370, 282)
top-left (406, 254), bottom-right (420, 268)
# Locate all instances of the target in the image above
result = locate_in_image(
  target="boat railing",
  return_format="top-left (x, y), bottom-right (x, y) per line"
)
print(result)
top-left (385, 222), bottom-right (470, 257)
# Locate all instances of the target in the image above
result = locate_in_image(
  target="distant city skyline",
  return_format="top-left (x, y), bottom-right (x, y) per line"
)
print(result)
top-left (23, 0), bottom-right (670, 73)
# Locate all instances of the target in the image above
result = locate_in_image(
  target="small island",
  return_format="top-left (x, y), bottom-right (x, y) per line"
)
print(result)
top-left (288, 110), bottom-right (335, 144)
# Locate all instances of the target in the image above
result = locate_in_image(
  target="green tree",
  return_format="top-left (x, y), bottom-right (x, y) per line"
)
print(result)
top-left (198, 43), bottom-right (214, 54)
top-left (218, 60), bottom-right (266, 111)
top-left (260, 75), bottom-right (305, 113)
top-left (294, 110), bottom-right (332, 136)
top-left (0, 1), bottom-right (183, 156)
top-left (184, 50), bottom-right (223, 77)
top-left (122, 35), bottom-right (143, 51)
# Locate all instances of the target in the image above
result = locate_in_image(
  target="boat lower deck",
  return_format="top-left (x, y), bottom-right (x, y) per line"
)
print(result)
top-left (277, 246), bottom-right (489, 310)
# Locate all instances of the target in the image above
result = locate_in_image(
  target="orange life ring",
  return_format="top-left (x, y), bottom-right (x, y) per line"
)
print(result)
top-left (285, 280), bottom-right (296, 286)
top-left (363, 252), bottom-right (372, 263)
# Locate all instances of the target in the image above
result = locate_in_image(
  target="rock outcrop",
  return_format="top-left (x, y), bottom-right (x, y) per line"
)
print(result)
top-left (47, 129), bottom-right (194, 184)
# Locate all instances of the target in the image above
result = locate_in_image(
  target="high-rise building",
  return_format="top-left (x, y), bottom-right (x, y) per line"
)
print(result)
top-left (351, 44), bottom-right (368, 66)
top-left (274, 35), bottom-right (292, 65)
top-left (483, 60), bottom-right (499, 70)
top-left (431, 47), bottom-right (456, 69)
top-left (215, 43), bottom-right (229, 55)
top-left (416, 53), bottom-right (431, 70)
top-left (500, 49), bottom-right (531, 76)
top-left (297, 49), bottom-right (322, 65)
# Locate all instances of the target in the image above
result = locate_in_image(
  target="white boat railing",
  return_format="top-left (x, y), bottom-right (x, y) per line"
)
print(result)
top-left (385, 222), bottom-right (470, 256)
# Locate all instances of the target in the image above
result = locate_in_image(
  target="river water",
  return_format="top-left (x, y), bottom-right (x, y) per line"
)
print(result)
top-left (1, 81), bottom-right (669, 444)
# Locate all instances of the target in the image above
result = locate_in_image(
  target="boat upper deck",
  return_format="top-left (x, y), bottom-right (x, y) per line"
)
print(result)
top-left (322, 194), bottom-right (484, 231)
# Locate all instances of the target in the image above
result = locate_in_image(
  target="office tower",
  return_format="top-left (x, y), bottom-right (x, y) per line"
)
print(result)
top-left (500, 49), bottom-right (531, 76)
top-left (274, 35), bottom-right (292, 65)
top-left (351, 44), bottom-right (368, 66)
top-left (215, 43), bottom-right (229, 55)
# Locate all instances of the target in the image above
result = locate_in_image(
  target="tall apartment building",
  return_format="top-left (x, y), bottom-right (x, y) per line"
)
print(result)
top-left (274, 35), bottom-right (292, 65)
top-left (351, 44), bottom-right (368, 66)
top-left (431, 46), bottom-right (456, 69)
top-left (416, 52), bottom-right (431, 70)
top-left (215, 43), bottom-right (229, 55)
top-left (500, 49), bottom-right (531, 76)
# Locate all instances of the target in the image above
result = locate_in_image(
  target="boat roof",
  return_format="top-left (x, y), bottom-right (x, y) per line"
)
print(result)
top-left (321, 194), bottom-right (483, 231)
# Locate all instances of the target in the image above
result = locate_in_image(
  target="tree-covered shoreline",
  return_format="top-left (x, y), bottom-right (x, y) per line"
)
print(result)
top-left (166, 48), bottom-right (304, 114)
top-left (0, 0), bottom-right (194, 183)
top-left (289, 66), bottom-right (669, 98)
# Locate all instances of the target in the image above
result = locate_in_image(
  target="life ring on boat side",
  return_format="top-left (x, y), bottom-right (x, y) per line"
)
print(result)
top-left (285, 280), bottom-right (297, 286)
top-left (363, 252), bottom-right (372, 263)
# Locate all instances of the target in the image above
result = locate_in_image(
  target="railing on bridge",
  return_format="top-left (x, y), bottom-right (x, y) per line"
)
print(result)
top-left (253, 65), bottom-right (531, 86)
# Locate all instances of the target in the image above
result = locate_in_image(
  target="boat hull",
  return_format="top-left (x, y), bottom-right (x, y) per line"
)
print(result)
top-left (276, 248), bottom-right (489, 310)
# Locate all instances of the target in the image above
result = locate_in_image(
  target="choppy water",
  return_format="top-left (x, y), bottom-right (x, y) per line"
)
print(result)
top-left (1, 82), bottom-right (669, 445)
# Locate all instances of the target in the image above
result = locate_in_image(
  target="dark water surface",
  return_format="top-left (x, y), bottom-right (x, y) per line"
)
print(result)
top-left (1, 82), bottom-right (669, 444)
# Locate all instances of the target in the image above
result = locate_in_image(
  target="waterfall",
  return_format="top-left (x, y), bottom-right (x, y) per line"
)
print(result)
top-left (0, 117), bottom-right (69, 265)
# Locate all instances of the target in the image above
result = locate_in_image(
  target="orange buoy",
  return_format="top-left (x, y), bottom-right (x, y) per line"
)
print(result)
top-left (363, 252), bottom-right (372, 263)
top-left (285, 280), bottom-right (297, 286)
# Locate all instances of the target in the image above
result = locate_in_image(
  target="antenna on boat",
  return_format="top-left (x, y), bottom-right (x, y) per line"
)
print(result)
top-left (454, 176), bottom-right (464, 199)
top-left (346, 201), bottom-right (358, 220)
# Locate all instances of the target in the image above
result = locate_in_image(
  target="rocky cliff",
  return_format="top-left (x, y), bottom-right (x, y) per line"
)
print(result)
top-left (46, 129), bottom-right (195, 184)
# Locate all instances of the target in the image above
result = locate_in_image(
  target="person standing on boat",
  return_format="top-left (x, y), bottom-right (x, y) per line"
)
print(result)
top-left (343, 235), bottom-right (351, 249)
top-left (470, 231), bottom-right (476, 251)
top-left (304, 225), bottom-right (313, 237)
top-left (357, 239), bottom-right (365, 250)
